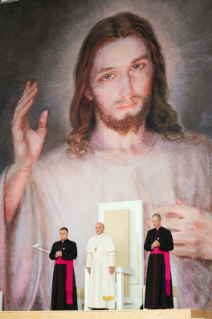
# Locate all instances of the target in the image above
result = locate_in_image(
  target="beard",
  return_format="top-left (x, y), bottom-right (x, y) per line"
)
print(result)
top-left (94, 95), bottom-right (151, 136)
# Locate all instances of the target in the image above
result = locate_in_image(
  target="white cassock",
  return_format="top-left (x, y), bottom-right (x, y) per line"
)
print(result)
top-left (86, 233), bottom-right (117, 309)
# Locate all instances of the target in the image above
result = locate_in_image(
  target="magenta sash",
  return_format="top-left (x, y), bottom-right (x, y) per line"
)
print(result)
top-left (55, 257), bottom-right (73, 304)
top-left (150, 247), bottom-right (171, 296)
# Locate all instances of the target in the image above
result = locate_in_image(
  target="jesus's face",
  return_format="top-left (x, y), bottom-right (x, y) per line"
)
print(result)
top-left (86, 35), bottom-right (154, 133)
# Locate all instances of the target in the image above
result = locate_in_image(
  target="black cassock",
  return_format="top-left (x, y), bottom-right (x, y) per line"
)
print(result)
top-left (49, 239), bottom-right (78, 310)
top-left (144, 226), bottom-right (174, 309)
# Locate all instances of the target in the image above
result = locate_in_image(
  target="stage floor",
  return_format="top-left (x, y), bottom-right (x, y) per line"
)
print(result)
top-left (0, 309), bottom-right (212, 319)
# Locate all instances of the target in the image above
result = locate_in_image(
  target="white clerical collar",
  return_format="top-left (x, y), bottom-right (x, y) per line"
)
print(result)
top-left (96, 232), bottom-right (104, 237)
top-left (156, 226), bottom-right (161, 230)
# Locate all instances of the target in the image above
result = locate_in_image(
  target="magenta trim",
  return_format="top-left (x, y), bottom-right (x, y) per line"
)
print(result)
top-left (150, 247), bottom-right (171, 296)
top-left (55, 257), bottom-right (73, 304)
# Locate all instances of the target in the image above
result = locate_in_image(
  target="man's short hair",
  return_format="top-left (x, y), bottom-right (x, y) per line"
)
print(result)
top-left (152, 213), bottom-right (162, 221)
top-left (60, 227), bottom-right (68, 232)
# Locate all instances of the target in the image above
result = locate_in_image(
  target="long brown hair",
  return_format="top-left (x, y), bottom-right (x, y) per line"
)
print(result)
top-left (67, 12), bottom-right (184, 158)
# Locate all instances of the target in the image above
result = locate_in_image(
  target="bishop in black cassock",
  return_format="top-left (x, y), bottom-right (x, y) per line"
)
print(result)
top-left (49, 227), bottom-right (78, 310)
top-left (144, 214), bottom-right (174, 309)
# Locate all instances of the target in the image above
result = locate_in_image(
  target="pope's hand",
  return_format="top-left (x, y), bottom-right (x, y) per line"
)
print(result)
top-left (109, 267), bottom-right (114, 274)
top-left (87, 267), bottom-right (91, 274)
top-left (155, 199), bottom-right (212, 260)
top-left (12, 81), bottom-right (48, 170)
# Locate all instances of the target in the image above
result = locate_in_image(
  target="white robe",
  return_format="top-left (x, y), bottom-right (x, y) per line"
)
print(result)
top-left (86, 233), bottom-right (117, 309)
top-left (0, 133), bottom-right (212, 310)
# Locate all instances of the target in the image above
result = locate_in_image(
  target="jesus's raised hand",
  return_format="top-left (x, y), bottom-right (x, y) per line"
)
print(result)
top-left (12, 81), bottom-right (48, 170)
top-left (5, 81), bottom-right (48, 224)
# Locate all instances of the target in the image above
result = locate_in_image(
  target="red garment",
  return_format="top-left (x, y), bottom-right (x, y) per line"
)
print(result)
top-left (150, 247), bottom-right (171, 296)
top-left (55, 257), bottom-right (73, 304)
